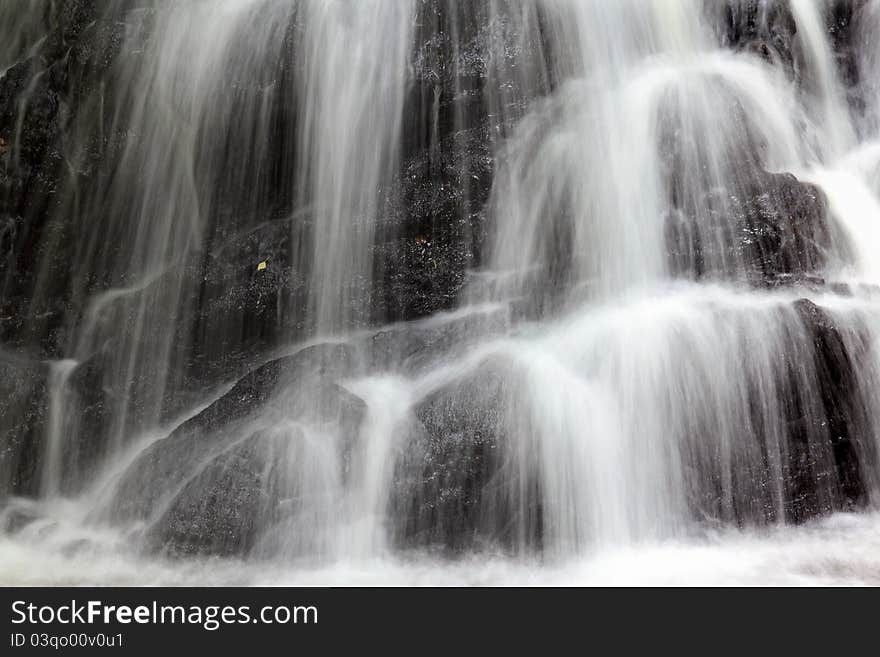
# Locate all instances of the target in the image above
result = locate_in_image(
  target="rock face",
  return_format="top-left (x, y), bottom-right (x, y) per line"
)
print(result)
top-left (0, 351), bottom-right (114, 498)
top-left (149, 430), bottom-right (278, 557)
top-left (666, 170), bottom-right (832, 286)
top-left (388, 299), bottom-right (874, 554)
top-left (791, 299), bottom-right (872, 516)
top-left (392, 358), bottom-right (536, 552)
top-left (828, 0), bottom-right (869, 102)
top-left (714, 0), bottom-right (869, 107)
top-left (1, 1), bottom-right (879, 560)
top-left (714, 0), bottom-right (799, 76)
top-left (0, 355), bottom-right (48, 496)
top-left (0, 1), bottom-right (518, 426)
top-left (374, 124), bottom-right (491, 324)
top-left (746, 174), bottom-right (831, 284)
top-left (684, 299), bottom-right (873, 527)
top-left (179, 216), bottom-right (302, 393)
top-left (110, 343), bottom-right (364, 557)
top-left (374, 0), bottom-right (543, 324)
top-left (0, 1), bottom-right (129, 358)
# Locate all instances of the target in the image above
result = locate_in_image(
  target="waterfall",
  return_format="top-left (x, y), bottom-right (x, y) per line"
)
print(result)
top-left (3, 0), bottom-right (880, 584)
top-left (0, 0), bottom-right (47, 74)
top-left (295, 0), bottom-right (414, 333)
top-left (791, 0), bottom-right (857, 158)
top-left (39, 359), bottom-right (77, 498)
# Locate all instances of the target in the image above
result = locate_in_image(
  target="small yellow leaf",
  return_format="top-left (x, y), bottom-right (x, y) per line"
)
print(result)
top-left (257, 260), bottom-right (267, 272)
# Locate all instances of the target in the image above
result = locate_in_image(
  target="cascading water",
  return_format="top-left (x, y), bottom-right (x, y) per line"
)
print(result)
top-left (3, 0), bottom-right (880, 585)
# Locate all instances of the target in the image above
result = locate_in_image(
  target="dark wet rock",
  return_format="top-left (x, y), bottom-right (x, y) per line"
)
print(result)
top-left (791, 298), bottom-right (872, 516)
top-left (666, 171), bottom-right (832, 286)
top-left (686, 298), bottom-right (873, 526)
top-left (110, 344), bottom-right (363, 546)
top-left (405, 1), bottom-right (489, 158)
top-left (657, 73), bottom-right (832, 286)
top-left (0, 355), bottom-right (48, 496)
top-left (363, 303), bottom-right (508, 374)
top-left (190, 343), bottom-right (356, 432)
top-left (405, 0), bottom-right (549, 158)
top-left (147, 377), bottom-right (366, 557)
top-left (1, 353), bottom-right (112, 498)
top-left (60, 355), bottom-right (111, 491)
top-left (713, 0), bottom-right (868, 111)
top-left (828, 0), bottom-right (868, 93)
top-left (177, 214), bottom-right (304, 396)
top-left (0, 49), bottom-right (72, 354)
top-left (0, 503), bottom-right (43, 534)
top-left (0, 0), bottom-right (518, 394)
top-left (376, 119), bottom-right (493, 324)
top-left (172, 8), bottom-right (305, 384)
top-left (377, 0), bottom-right (553, 325)
top-left (762, 272), bottom-right (827, 290)
top-left (373, 218), bottom-right (476, 325)
top-left (713, 0), bottom-right (798, 77)
top-left (744, 173), bottom-right (831, 283)
top-left (0, 1), bottom-right (141, 359)
top-left (148, 431), bottom-right (276, 557)
top-left (393, 356), bottom-right (541, 553)
top-left (0, 351), bottom-right (114, 498)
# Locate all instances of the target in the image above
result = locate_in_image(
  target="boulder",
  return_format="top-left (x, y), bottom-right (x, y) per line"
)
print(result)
top-left (684, 298), bottom-right (873, 526)
top-left (147, 431), bottom-right (277, 557)
top-left (790, 298), bottom-right (872, 516)
top-left (393, 356), bottom-right (541, 552)
top-left (362, 303), bottom-right (508, 374)
top-left (0, 354), bottom-right (48, 496)
top-left (713, 0), bottom-right (798, 77)
top-left (109, 343), bottom-right (359, 526)
top-left (146, 378), bottom-right (365, 557)
top-left (666, 170), bottom-right (831, 285)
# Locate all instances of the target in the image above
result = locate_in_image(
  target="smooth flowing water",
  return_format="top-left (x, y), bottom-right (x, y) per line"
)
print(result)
top-left (3, 0), bottom-right (880, 585)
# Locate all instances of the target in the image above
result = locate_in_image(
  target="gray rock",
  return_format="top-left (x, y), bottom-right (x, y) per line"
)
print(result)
top-left (110, 343), bottom-right (360, 528)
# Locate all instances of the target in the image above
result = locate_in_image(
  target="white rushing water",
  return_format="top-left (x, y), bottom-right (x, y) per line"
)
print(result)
top-left (4, 0), bottom-right (880, 585)
top-left (295, 0), bottom-right (414, 333)
top-left (3, 506), bottom-right (880, 585)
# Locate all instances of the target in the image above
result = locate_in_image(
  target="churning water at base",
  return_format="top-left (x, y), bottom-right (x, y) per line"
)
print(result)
top-left (5, 1), bottom-right (880, 584)
top-left (3, 510), bottom-right (880, 586)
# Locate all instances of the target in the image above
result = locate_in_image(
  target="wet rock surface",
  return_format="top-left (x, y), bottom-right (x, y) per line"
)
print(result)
top-left (0, 1), bottom-right (879, 561)
top-left (148, 431), bottom-right (277, 557)
top-left (148, 374), bottom-right (367, 558)
top-left (390, 299), bottom-right (876, 552)
top-left (0, 355), bottom-right (48, 496)
top-left (375, 124), bottom-right (493, 324)
top-left (111, 344), bottom-right (360, 525)
top-left (374, 0), bottom-right (545, 324)
top-left (666, 171), bottom-right (832, 286)
top-left (714, 0), bottom-right (799, 76)
top-left (0, 1), bottom-right (135, 358)
top-left (685, 299), bottom-right (873, 528)
top-left (410, 375), bottom-right (507, 550)
top-left (790, 298), bottom-right (872, 517)
top-left (393, 357), bottom-right (539, 552)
